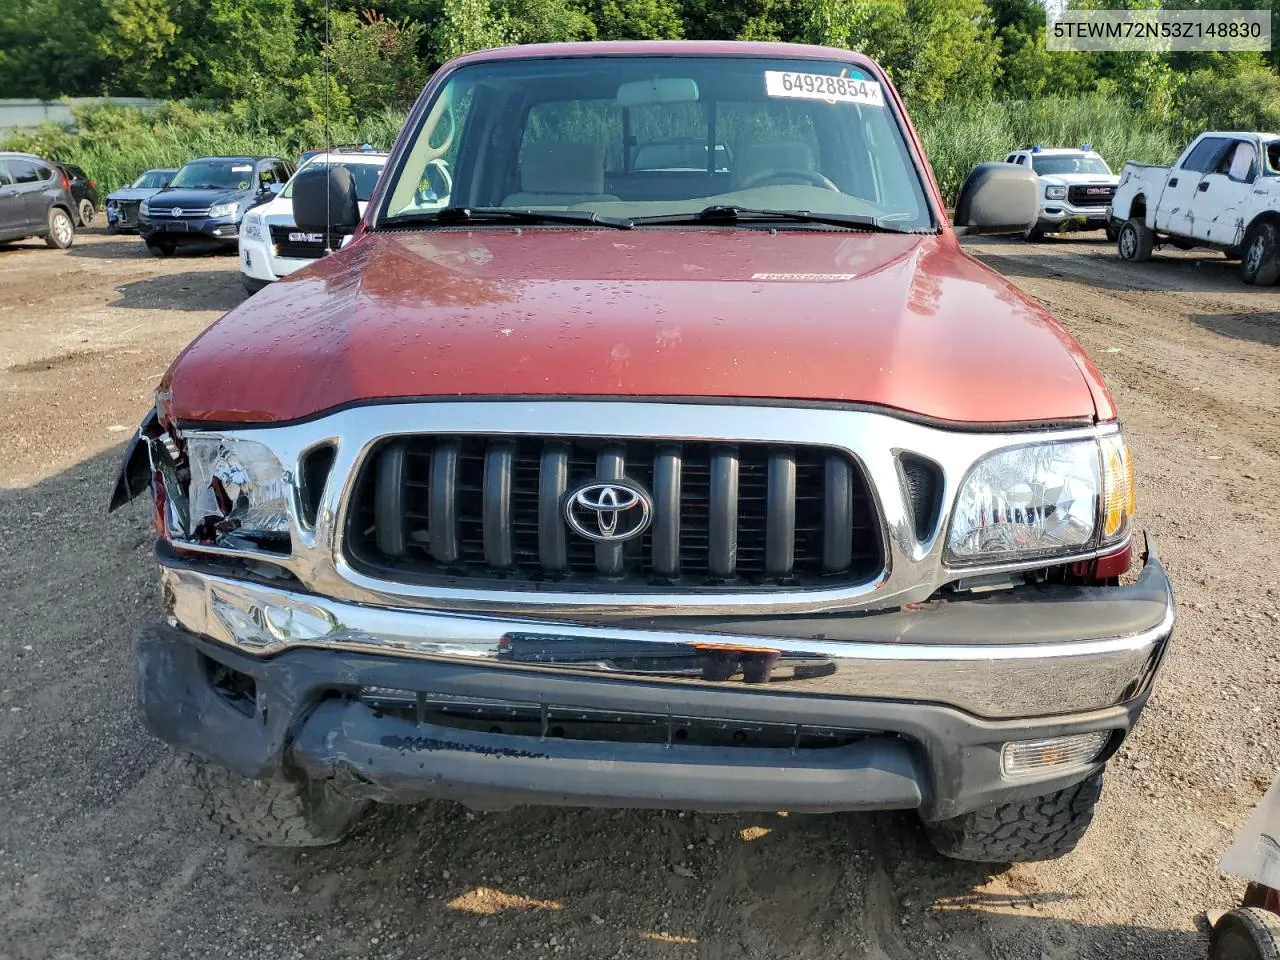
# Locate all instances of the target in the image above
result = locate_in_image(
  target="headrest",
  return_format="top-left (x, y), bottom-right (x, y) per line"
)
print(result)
top-left (519, 142), bottom-right (606, 195)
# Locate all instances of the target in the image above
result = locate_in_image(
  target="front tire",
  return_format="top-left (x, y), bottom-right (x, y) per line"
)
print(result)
top-left (1241, 221), bottom-right (1280, 286)
top-left (1210, 908), bottom-right (1280, 960)
top-left (242, 274), bottom-right (270, 295)
top-left (179, 754), bottom-right (369, 847)
top-left (1022, 225), bottom-right (1044, 242)
top-left (1117, 218), bottom-right (1153, 262)
top-left (44, 207), bottom-right (74, 249)
top-left (1105, 221), bottom-right (1121, 243)
top-left (924, 771), bottom-right (1103, 863)
top-left (146, 239), bottom-right (175, 257)
top-left (77, 198), bottom-right (96, 227)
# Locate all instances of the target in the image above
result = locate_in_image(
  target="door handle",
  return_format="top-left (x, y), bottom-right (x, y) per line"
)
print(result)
top-left (1198, 181), bottom-right (1210, 192)
top-left (1168, 177), bottom-right (1178, 187)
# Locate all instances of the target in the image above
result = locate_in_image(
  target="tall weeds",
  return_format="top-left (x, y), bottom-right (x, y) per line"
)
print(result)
top-left (4, 97), bottom-right (1184, 203)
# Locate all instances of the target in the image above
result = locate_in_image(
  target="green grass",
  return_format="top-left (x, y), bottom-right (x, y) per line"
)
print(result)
top-left (4, 97), bottom-right (1183, 203)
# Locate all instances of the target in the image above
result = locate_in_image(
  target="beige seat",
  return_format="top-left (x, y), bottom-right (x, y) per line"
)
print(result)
top-left (730, 141), bottom-right (818, 190)
top-left (503, 142), bottom-right (619, 207)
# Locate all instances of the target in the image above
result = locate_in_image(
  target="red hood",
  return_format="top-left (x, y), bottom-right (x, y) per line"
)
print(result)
top-left (164, 229), bottom-right (1112, 425)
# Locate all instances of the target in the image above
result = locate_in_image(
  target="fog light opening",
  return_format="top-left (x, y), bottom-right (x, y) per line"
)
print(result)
top-left (1000, 731), bottom-right (1110, 780)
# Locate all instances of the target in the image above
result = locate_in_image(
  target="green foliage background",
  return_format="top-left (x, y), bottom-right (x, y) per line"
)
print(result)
top-left (1, 0), bottom-right (1277, 199)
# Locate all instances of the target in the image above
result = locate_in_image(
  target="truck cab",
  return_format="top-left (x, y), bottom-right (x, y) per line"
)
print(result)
top-left (1003, 145), bottom-right (1119, 241)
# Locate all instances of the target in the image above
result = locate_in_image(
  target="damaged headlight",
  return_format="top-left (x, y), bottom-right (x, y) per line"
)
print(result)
top-left (183, 437), bottom-right (293, 549)
top-left (947, 439), bottom-right (1101, 565)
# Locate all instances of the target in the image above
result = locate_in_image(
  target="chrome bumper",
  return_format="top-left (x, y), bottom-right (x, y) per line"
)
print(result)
top-left (162, 549), bottom-right (1174, 721)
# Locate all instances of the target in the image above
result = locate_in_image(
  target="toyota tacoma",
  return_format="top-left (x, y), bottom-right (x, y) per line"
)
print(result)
top-left (111, 41), bottom-right (1174, 863)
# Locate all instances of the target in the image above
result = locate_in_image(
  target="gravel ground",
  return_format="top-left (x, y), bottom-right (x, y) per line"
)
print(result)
top-left (1, 229), bottom-right (1278, 960)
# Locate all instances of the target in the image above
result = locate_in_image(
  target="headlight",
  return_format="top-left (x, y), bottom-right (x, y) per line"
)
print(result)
top-left (242, 213), bottom-right (262, 240)
top-left (1045, 185), bottom-right (1067, 200)
top-left (948, 437), bottom-right (1119, 565)
top-left (139, 200), bottom-right (150, 216)
top-left (209, 201), bottom-right (239, 219)
top-left (185, 437), bottom-right (292, 548)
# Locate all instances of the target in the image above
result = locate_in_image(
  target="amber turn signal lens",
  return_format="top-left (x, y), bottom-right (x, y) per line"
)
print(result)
top-left (1100, 432), bottom-right (1135, 542)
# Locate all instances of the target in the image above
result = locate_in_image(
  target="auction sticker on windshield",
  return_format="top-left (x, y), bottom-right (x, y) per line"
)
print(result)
top-left (764, 71), bottom-right (884, 107)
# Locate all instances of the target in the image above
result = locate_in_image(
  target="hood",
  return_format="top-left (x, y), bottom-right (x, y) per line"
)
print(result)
top-left (147, 187), bottom-right (249, 209)
top-left (1040, 173), bottom-right (1120, 186)
top-left (106, 187), bottom-right (164, 202)
top-left (164, 229), bottom-right (1112, 426)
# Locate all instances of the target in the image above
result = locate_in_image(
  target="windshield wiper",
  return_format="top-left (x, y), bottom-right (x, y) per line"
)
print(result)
top-left (631, 205), bottom-right (915, 232)
top-left (382, 206), bottom-right (634, 230)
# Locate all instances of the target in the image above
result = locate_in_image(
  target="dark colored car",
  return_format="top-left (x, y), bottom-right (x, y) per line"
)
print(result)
top-left (57, 163), bottom-right (99, 227)
top-left (104, 168), bottom-right (177, 234)
top-left (138, 155), bottom-right (294, 256)
top-left (0, 151), bottom-right (76, 249)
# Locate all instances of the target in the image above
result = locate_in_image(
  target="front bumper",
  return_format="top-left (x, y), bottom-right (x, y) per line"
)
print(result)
top-left (139, 216), bottom-right (241, 244)
top-left (239, 233), bottom-right (312, 283)
top-left (1037, 201), bottom-right (1110, 231)
top-left (137, 543), bottom-right (1174, 819)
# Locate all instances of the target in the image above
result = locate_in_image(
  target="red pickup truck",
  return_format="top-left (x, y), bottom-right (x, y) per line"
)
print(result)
top-left (111, 41), bottom-right (1174, 863)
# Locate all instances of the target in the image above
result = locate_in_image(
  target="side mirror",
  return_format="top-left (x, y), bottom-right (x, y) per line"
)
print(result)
top-left (268, 182), bottom-right (283, 195)
top-left (953, 163), bottom-right (1040, 236)
top-left (293, 165), bottom-right (360, 236)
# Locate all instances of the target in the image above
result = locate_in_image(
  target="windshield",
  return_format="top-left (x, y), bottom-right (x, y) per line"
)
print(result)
top-left (168, 159), bottom-right (257, 191)
top-left (133, 170), bottom-right (172, 189)
top-left (381, 55), bottom-right (933, 229)
top-left (284, 160), bottom-right (384, 201)
top-left (1030, 154), bottom-right (1111, 176)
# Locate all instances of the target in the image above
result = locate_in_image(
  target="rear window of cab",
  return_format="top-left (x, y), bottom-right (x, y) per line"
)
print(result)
top-left (380, 55), bottom-right (934, 231)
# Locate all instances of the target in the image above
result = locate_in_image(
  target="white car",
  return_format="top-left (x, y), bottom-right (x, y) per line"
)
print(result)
top-left (1002, 146), bottom-right (1120, 241)
top-left (1110, 131), bottom-right (1280, 285)
top-left (239, 150), bottom-right (391, 294)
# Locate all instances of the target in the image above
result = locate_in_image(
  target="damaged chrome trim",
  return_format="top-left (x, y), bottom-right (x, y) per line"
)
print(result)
top-left (162, 561), bottom-right (1174, 720)
top-left (160, 401), bottom-right (1126, 616)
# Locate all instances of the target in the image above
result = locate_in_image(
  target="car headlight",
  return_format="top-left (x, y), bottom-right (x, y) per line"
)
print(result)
top-left (946, 433), bottom-right (1134, 565)
top-left (209, 201), bottom-right (239, 219)
top-left (1045, 185), bottom-right (1068, 200)
top-left (185, 437), bottom-right (292, 548)
top-left (139, 200), bottom-right (150, 216)
top-left (242, 213), bottom-right (262, 240)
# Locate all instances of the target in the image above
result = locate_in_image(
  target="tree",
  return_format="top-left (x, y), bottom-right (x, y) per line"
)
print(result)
top-left (323, 9), bottom-right (430, 112)
top-left (98, 0), bottom-right (196, 95)
top-left (0, 0), bottom-right (111, 97)
top-left (433, 0), bottom-right (512, 60)
top-left (505, 0), bottom-right (597, 44)
top-left (804, 0), bottom-right (1000, 115)
top-left (588, 0), bottom-right (683, 39)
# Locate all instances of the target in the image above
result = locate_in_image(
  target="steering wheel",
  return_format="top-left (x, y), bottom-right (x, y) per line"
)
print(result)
top-left (737, 168), bottom-right (841, 191)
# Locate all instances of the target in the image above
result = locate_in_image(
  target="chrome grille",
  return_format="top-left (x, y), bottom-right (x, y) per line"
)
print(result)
top-left (343, 436), bottom-right (883, 592)
top-left (1066, 185), bottom-right (1113, 207)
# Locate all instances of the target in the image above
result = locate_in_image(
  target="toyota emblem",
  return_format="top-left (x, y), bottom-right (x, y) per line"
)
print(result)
top-left (564, 480), bottom-right (653, 542)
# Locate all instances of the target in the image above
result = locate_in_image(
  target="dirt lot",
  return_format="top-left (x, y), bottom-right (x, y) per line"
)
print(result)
top-left (2, 228), bottom-right (1279, 960)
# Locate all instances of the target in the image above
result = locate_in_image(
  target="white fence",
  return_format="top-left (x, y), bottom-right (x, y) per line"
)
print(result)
top-left (0, 98), bottom-right (164, 137)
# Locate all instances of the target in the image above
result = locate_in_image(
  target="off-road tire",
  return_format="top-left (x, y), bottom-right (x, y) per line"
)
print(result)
top-left (44, 207), bottom-right (74, 249)
top-left (1209, 907), bottom-right (1280, 960)
top-left (924, 772), bottom-right (1103, 863)
top-left (146, 239), bottom-right (174, 257)
top-left (1117, 218), bottom-right (1153, 262)
top-left (179, 754), bottom-right (369, 847)
top-left (1241, 221), bottom-right (1280, 286)
top-left (77, 198), bottom-right (96, 227)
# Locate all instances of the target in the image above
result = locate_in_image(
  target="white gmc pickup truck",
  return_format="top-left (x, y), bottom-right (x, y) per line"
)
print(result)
top-left (1109, 130), bottom-right (1280, 285)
